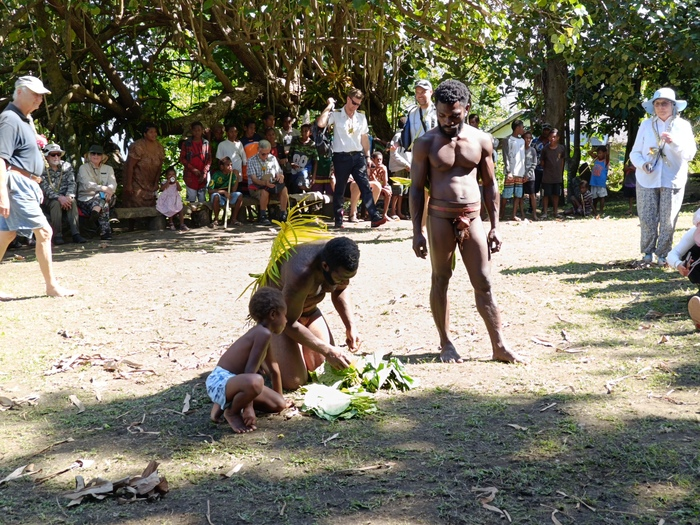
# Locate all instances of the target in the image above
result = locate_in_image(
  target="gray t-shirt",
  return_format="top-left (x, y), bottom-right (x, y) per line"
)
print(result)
top-left (0, 103), bottom-right (44, 176)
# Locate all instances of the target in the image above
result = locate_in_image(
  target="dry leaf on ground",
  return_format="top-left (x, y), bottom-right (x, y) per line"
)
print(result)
top-left (221, 463), bottom-right (243, 478)
top-left (506, 424), bottom-right (528, 431)
top-left (182, 393), bottom-right (191, 414)
top-left (64, 460), bottom-right (168, 507)
top-left (0, 464), bottom-right (42, 486)
top-left (471, 486), bottom-right (511, 522)
top-left (551, 509), bottom-right (563, 525)
top-left (69, 395), bottom-right (85, 413)
top-left (532, 337), bottom-right (555, 347)
top-left (322, 433), bottom-right (339, 445)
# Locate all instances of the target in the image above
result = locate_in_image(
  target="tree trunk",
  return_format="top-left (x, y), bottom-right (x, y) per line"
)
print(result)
top-left (543, 47), bottom-right (568, 133)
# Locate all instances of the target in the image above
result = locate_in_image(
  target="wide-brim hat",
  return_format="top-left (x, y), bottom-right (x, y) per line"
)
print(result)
top-left (44, 143), bottom-right (64, 157)
top-left (642, 87), bottom-right (687, 114)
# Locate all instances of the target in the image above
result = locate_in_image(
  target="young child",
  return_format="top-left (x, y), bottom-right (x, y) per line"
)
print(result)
top-left (370, 151), bottom-right (393, 220)
top-left (156, 166), bottom-right (189, 231)
top-left (206, 287), bottom-right (289, 433)
top-left (580, 179), bottom-right (593, 216)
top-left (590, 145), bottom-right (609, 218)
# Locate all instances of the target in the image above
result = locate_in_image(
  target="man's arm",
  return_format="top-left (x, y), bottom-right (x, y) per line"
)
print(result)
top-left (409, 136), bottom-right (430, 258)
top-left (317, 98), bottom-right (335, 129)
top-left (123, 153), bottom-right (137, 194)
top-left (361, 134), bottom-right (372, 167)
top-left (330, 285), bottom-right (360, 352)
top-left (282, 271), bottom-right (349, 367)
top-left (0, 158), bottom-right (9, 218)
top-left (479, 134), bottom-right (501, 249)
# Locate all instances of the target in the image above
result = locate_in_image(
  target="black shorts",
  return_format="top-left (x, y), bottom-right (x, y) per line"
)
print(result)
top-left (523, 180), bottom-right (536, 195)
top-left (542, 183), bottom-right (561, 197)
top-left (622, 186), bottom-right (636, 199)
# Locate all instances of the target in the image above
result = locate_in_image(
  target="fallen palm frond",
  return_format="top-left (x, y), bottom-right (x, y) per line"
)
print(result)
top-left (240, 202), bottom-right (331, 299)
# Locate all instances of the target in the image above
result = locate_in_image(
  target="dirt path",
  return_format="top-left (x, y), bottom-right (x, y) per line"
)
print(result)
top-left (1, 211), bottom-right (698, 524)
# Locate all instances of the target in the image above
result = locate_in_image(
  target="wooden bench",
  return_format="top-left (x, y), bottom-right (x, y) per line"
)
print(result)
top-left (113, 207), bottom-right (165, 231)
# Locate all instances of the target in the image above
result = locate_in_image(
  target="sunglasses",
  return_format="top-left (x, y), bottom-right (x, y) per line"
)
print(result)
top-left (90, 152), bottom-right (102, 156)
top-left (349, 98), bottom-right (361, 107)
top-left (48, 153), bottom-right (61, 157)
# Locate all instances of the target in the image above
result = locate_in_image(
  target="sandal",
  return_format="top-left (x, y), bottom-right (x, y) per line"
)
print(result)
top-left (232, 220), bottom-right (243, 226)
top-left (179, 224), bottom-right (190, 231)
top-left (168, 223), bottom-right (176, 231)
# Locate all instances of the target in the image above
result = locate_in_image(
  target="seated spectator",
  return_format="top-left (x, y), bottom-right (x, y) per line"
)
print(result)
top-left (208, 156), bottom-right (243, 227)
top-left (40, 143), bottom-right (86, 245)
top-left (279, 113), bottom-right (300, 158)
top-left (179, 121), bottom-right (211, 203)
top-left (288, 123), bottom-right (317, 194)
top-left (156, 166), bottom-right (188, 231)
top-left (567, 176), bottom-right (583, 215)
top-left (349, 151), bottom-right (391, 222)
top-left (248, 140), bottom-right (288, 226)
top-left (580, 179), bottom-right (593, 216)
top-left (388, 117), bottom-right (411, 220)
top-left (77, 145), bottom-right (117, 240)
top-left (668, 209), bottom-right (700, 328)
top-left (216, 124), bottom-right (246, 189)
top-left (311, 151), bottom-right (335, 196)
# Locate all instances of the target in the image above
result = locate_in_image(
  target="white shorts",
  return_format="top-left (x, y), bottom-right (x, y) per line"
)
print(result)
top-left (590, 185), bottom-right (607, 199)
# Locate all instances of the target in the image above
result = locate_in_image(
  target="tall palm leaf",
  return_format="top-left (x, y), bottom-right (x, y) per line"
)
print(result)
top-left (240, 203), bottom-right (332, 298)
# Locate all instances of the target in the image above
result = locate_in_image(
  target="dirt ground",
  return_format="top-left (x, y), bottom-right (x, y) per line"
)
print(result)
top-left (1, 199), bottom-right (699, 524)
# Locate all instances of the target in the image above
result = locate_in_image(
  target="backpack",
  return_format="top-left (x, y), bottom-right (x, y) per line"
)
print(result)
top-left (312, 123), bottom-right (333, 158)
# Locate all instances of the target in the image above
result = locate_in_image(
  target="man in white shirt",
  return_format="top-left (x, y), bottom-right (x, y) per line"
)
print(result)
top-left (317, 88), bottom-right (387, 228)
top-left (216, 124), bottom-right (247, 178)
top-left (501, 119), bottom-right (526, 221)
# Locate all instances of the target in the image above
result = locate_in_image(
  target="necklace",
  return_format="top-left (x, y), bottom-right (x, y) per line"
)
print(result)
top-left (47, 164), bottom-right (64, 193)
top-left (646, 115), bottom-right (676, 171)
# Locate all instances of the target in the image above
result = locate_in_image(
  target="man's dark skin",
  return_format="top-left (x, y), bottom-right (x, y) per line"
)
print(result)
top-left (409, 90), bottom-right (524, 364)
top-left (268, 241), bottom-right (357, 390)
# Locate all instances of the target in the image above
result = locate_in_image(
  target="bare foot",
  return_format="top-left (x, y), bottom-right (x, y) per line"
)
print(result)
top-left (492, 346), bottom-right (528, 364)
top-left (511, 216), bottom-right (522, 222)
top-left (210, 403), bottom-right (223, 423)
top-left (224, 410), bottom-right (254, 433)
top-left (439, 343), bottom-right (464, 363)
top-left (46, 284), bottom-right (76, 297)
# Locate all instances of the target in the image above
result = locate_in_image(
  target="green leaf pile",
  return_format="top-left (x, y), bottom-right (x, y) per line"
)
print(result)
top-left (300, 384), bottom-right (377, 421)
top-left (309, 353), bottom-right (417, 393)
top-left (301, 353), bottom-right (417, 421)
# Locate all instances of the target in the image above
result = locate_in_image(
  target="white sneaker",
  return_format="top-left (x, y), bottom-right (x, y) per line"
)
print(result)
top-left (642, 254), bottom-right (653, 263)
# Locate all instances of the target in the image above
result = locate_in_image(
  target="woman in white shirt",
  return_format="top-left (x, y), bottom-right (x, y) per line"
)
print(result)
top-left (630, 88), bottom-right (697, 266)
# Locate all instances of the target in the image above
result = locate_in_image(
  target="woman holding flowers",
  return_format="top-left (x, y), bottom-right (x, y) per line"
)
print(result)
top-left (630, 88), bottom-right (696, 266)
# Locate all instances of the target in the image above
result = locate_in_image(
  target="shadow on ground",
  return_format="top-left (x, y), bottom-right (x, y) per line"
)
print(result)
top-left (1, 368), bottom-right (698, 525)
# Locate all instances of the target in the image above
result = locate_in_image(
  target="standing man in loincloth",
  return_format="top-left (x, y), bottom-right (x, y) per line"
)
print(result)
top-left (268, 237), bottom-right (359, 389)
top-left (409, 79), bottom-right (523, 364)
